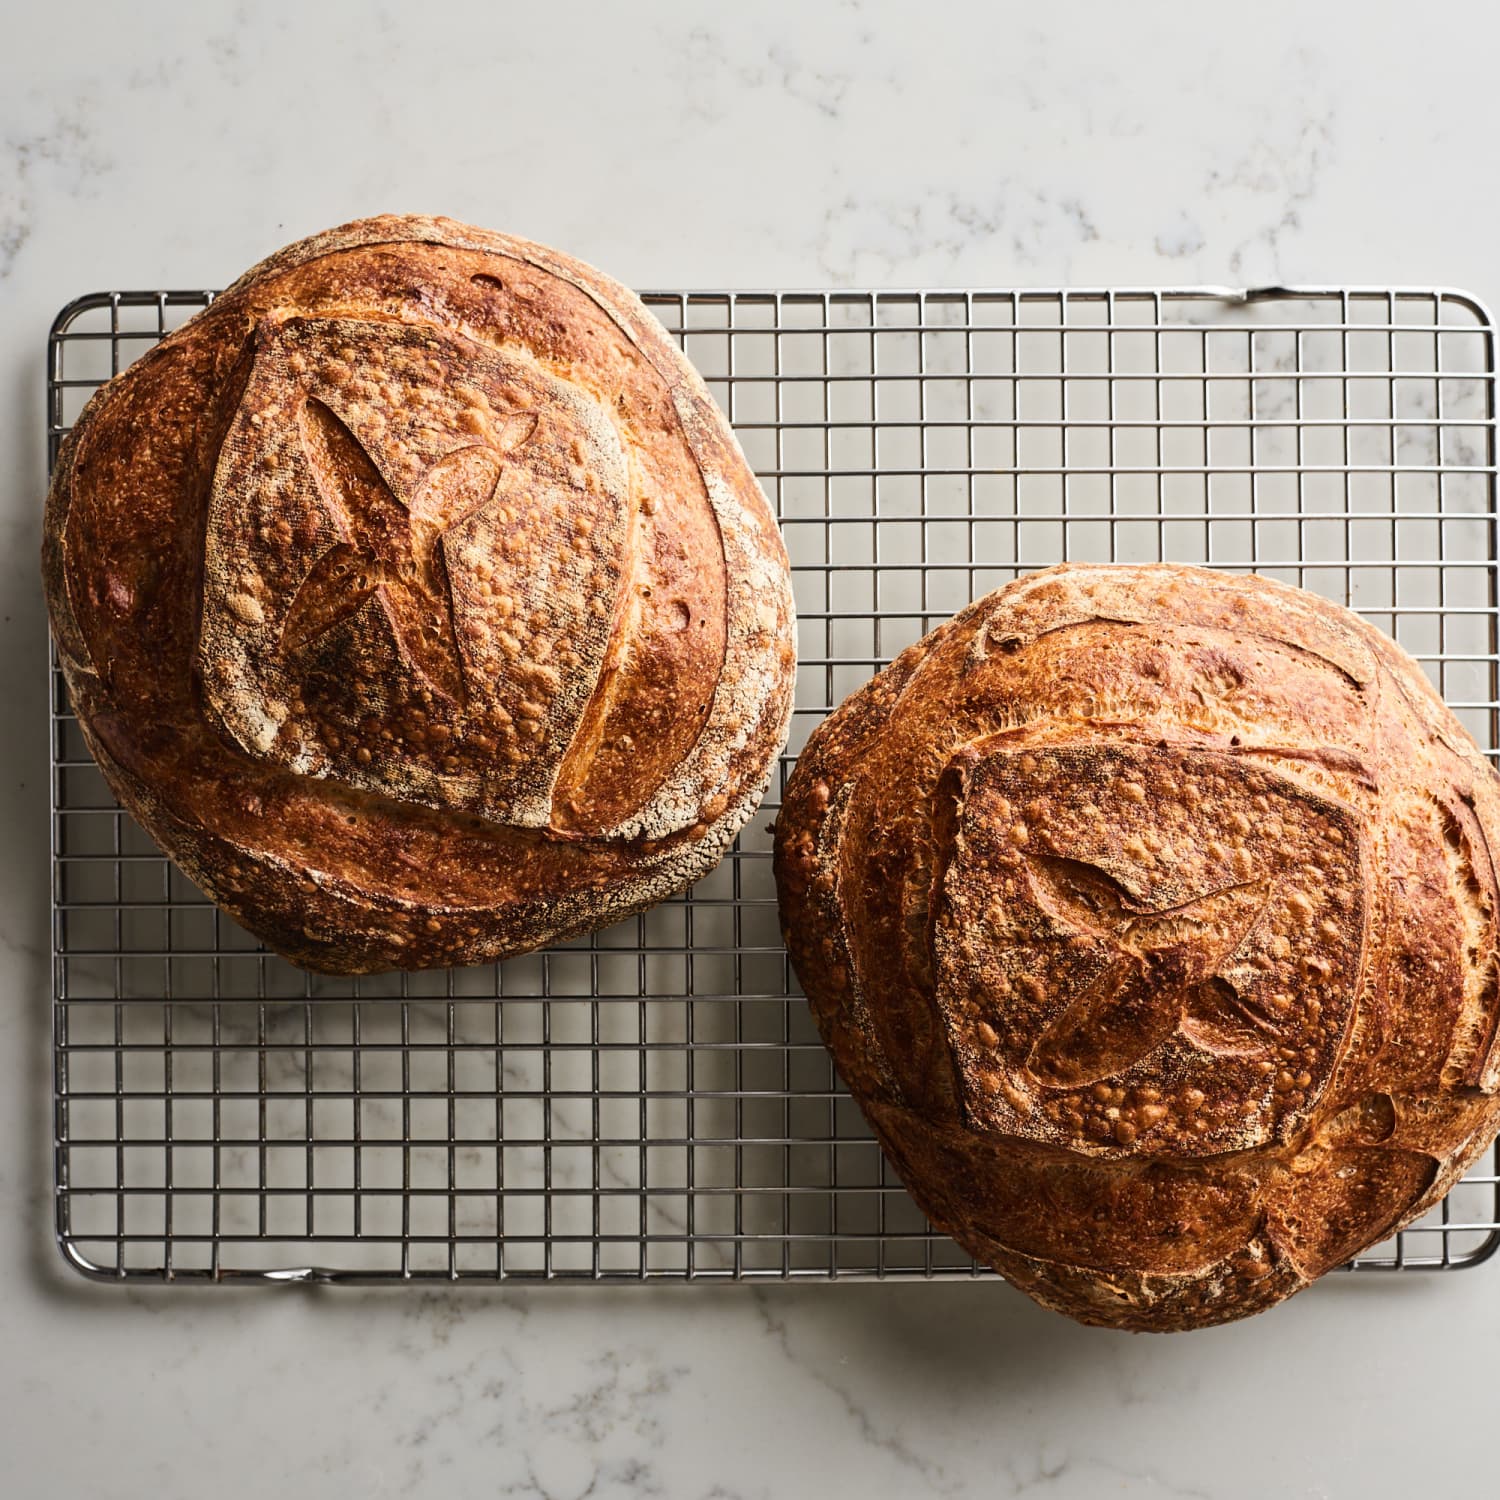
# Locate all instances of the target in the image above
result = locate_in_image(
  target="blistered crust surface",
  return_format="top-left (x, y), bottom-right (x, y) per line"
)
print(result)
top-left (937, 743), bottom-right (1365, 1157)
top-left (202, 314), bottom-right (633, 827)
top-left (44, 215), bottom-right (796, 973)
top-left (774, 562), bottom-right (1500, 1331)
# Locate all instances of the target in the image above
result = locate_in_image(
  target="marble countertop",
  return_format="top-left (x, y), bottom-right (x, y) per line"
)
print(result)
top-left (4, 2), bottom-right (1498, 1494)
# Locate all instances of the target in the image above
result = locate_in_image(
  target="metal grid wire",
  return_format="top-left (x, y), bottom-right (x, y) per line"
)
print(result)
top-left (49, 285), bottom-right (1500, 1283)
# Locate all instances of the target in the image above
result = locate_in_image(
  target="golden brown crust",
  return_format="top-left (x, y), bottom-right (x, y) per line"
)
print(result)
top-left (45, 215), bottom-right (795, 973)
top-left (774, 563), bottom-right (1500, 1330)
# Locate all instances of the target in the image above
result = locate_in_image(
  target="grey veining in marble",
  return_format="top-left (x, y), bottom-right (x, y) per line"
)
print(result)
top-left (4, 1), bottom-right (1499, 1495)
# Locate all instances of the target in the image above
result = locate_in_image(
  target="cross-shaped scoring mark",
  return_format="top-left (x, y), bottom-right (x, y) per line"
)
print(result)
top-left (1021, 853), bottom-right (1279, 1089)
top-left (280, 397), bottom-right (538, 705)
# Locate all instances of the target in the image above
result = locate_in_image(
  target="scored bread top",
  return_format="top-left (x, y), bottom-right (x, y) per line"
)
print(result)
top-left (45, 215), bottom-right (795, 972)
top-left (775, 563), bottom-right (1500, 1330)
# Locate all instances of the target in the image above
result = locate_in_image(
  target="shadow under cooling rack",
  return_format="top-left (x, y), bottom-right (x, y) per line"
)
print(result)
top-left (49, 285), bottom-right (1500, 1282)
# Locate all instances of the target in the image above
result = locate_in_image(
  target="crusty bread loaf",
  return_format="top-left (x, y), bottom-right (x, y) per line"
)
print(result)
top-left (44, 215), bottom-right (795, 974)
top-left (774, 563), bottom-right (1500, 1330)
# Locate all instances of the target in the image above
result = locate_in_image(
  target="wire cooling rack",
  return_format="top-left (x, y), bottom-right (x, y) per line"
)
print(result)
top-left (49, 285), bottom-right (1500, 1283)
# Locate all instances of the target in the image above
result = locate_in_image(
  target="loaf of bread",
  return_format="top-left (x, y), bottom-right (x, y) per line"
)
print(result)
top-left (774, 563), bottom-right (1500, 1329)
top-left (44, 215), bottom-right (795, 974)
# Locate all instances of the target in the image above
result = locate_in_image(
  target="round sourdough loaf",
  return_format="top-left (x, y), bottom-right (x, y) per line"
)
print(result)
top-left (45, 215), bottom-right (795, 974)
top-left (774, 563), bottom-right (1500, 1329)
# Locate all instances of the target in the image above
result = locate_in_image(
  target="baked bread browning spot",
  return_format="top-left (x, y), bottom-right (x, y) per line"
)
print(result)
top-left (775, 562), bottom-right (1500, 1330)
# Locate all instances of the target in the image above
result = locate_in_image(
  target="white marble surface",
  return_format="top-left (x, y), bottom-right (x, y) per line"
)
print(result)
top-left (4, 1), bottom-right (1500, 1494)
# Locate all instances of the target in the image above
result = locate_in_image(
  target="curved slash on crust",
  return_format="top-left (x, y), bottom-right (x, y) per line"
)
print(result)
top-left (281, 398), bottom-right (535, 706)
top-left (1024, 855), bottom-right (1276, 1087)
top-left (279, 543), bottom-right (382, 654)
